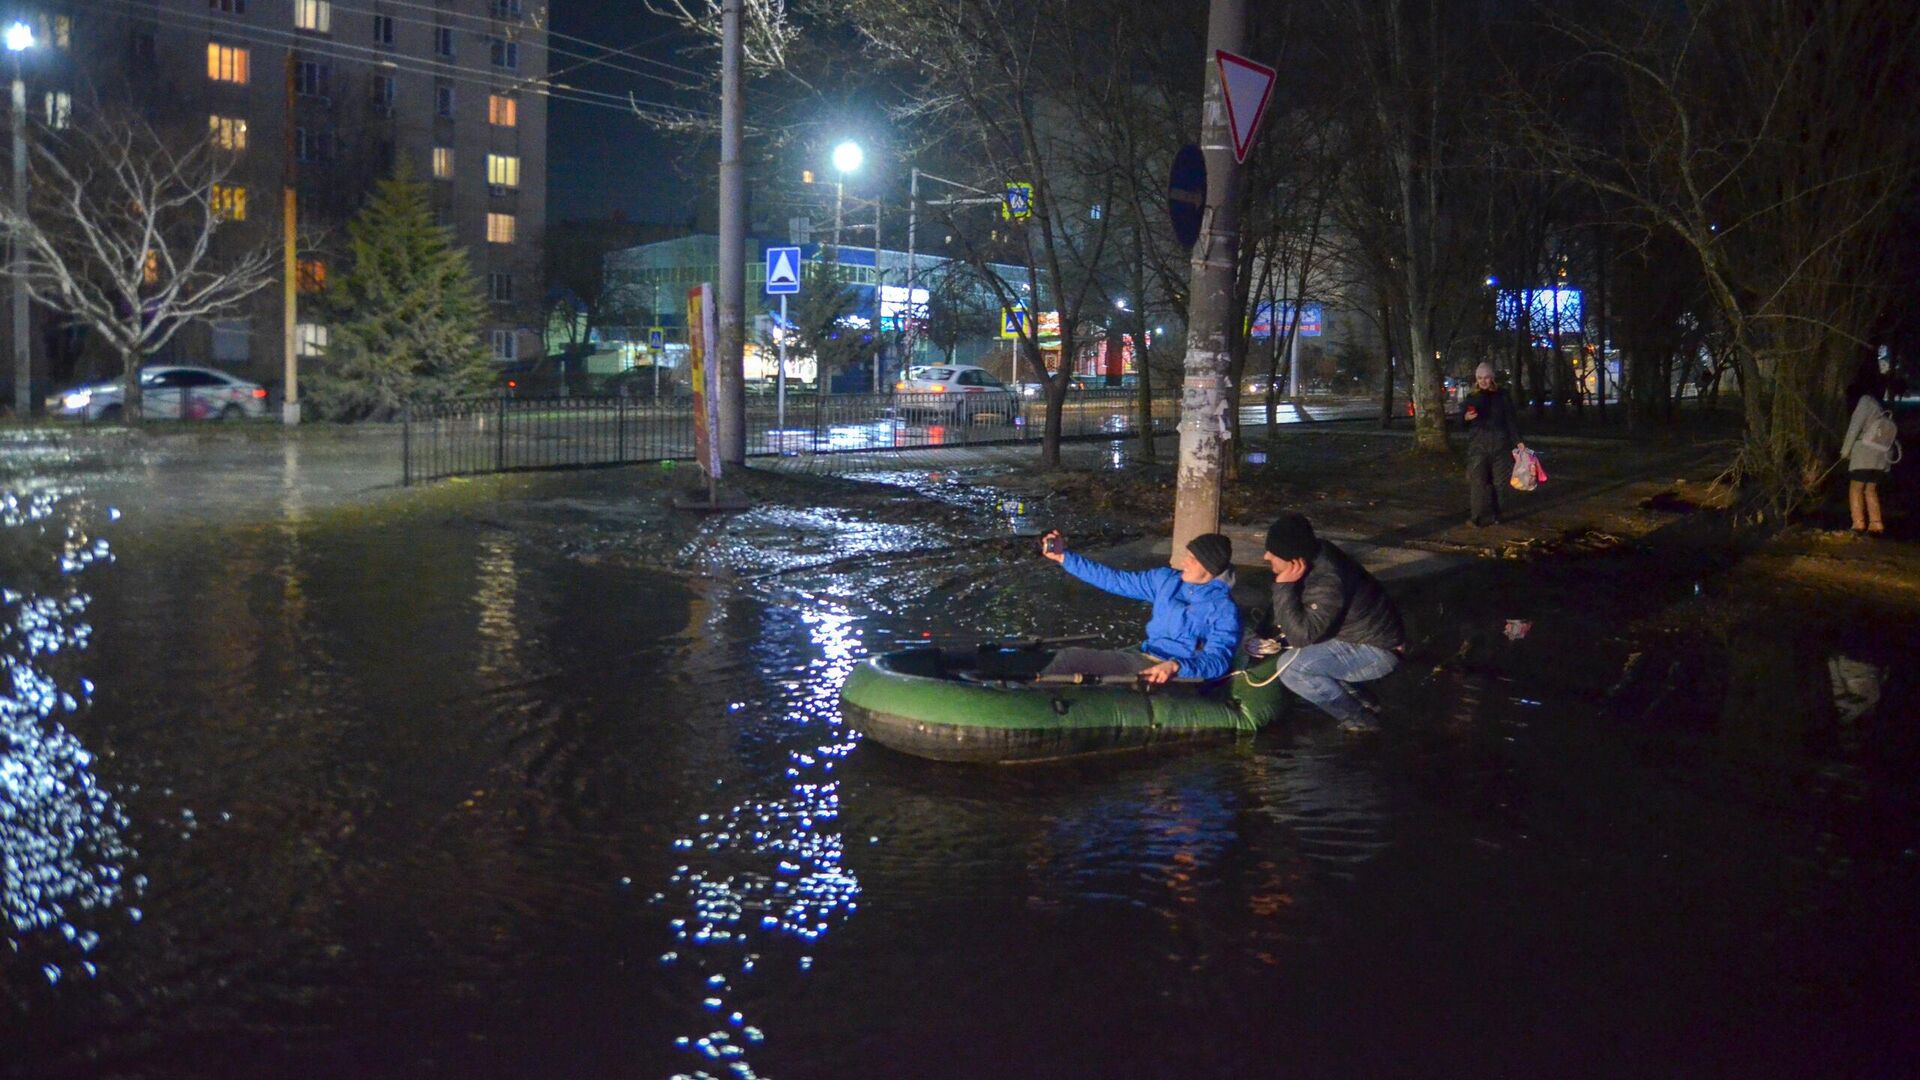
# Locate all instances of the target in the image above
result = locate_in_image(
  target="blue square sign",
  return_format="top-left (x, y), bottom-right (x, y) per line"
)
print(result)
top-left (765, 246), bottom-right (802, 295)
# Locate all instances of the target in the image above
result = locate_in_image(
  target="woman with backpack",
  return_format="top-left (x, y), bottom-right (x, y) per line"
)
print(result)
top-left (1840, 362), bottom-right (1900, 535)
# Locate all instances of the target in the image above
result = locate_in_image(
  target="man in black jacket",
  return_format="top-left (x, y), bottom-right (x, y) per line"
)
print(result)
top-left (1461, 362), bottom-right (1525, 526)
top-left (1263, 513), bottom-right (1408, 733)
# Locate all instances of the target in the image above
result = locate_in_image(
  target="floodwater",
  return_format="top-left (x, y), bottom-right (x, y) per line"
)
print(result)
top-left (3, 436), bottom-right (1918, 1078)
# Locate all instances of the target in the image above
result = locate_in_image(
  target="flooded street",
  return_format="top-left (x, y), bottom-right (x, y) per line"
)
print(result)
top-left (3, 434), bottom-right (1918, 1078)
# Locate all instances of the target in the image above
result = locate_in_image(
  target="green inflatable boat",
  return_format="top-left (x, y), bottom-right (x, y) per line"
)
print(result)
top-left (840, 644), bottom-right (1291, 763)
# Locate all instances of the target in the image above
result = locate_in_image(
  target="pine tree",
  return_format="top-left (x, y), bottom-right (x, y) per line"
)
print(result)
top-left (306, 162), bottom-right (493, 419)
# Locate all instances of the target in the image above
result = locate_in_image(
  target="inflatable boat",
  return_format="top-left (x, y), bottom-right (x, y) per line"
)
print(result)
top-left (840, 643), bottom-right (1289, 763)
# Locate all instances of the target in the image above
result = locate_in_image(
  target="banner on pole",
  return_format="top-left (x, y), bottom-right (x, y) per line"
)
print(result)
top-left (687, 283), bottom-right (722, 481)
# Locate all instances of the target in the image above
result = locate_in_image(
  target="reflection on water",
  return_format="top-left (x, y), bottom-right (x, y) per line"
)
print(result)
top-left (661, 592), bottom-right (863, 1078)
top-left (0, 488), bottom-right (136, 987)
top-left (1828, 654), bottom-right (1884, 723)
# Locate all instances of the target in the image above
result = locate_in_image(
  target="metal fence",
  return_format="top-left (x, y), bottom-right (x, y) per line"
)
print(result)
top-left (401, 389), bottom-right (1179, 484)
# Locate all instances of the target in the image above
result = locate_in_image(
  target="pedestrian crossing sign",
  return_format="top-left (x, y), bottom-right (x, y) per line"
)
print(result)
top-left (765, 246), bottom-right (802, 295)
top-left (1002, 182), bottom-right (1033, 220)
top-left (648, 326), bottom-right (665, 350)
top-left (1000, 306), bottom-right (1028, 338)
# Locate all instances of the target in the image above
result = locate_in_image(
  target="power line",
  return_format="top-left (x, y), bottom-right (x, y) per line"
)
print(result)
top-left (353, 0), bottom-right (710, 83)
top-left (70, 0), bottom-right (711, 119)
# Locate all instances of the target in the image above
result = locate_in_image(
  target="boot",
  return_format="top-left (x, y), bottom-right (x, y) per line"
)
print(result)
top-left (1866, 484), bottom-right (1884, 534)
top-left (1849, 481), bottom-right (1867, 532)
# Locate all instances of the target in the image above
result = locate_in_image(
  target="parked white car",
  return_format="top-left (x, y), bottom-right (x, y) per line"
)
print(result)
top-left (48, 365), bottom-right (270, 422)
top-left (891, 364), bottom-right (1019, 426)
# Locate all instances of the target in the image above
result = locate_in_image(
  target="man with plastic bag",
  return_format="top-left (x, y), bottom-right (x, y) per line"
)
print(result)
top-left (1257, 513), bottom-right (1407, 734)
top-left (1461, 362), bottom-right (1526, 526)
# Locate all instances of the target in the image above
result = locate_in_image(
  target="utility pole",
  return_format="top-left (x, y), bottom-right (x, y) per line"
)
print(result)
top-left (1170, 0), bottom-right (1247, 556)
top-left (715, 0), bottom-right (745, 464)
top-left (282, 51), bottom-right (300, 424)
top-left (905, 168), bottom-right (918, 367)
top-left (871, 193), bottom-right (883, 392)
top-left (11, 49), bottom-right (29, 420)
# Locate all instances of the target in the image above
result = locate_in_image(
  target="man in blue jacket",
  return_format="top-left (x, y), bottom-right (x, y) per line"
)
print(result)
top-left (1037, 530), bottom-right (1241, 684)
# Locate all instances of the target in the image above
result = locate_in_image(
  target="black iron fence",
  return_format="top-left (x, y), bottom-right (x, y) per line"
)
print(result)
top-left (401, 389), bottom-right (1178, 485)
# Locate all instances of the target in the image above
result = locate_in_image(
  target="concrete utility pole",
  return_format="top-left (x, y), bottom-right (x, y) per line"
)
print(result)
top-left (9, 22), bottom-right (34, 419)
top-left (1170, 0), bottom-right (1247, 557)
top-left (716, 0), bottom-right (746, 464)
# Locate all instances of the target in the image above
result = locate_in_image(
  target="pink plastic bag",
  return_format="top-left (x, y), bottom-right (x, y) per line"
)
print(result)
top-left (1511, 446), bottom-right (1546, 491)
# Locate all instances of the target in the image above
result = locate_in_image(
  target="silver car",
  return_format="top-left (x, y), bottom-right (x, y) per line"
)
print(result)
top-left (891, 364), bottom-right (1019, 426)
top-left (48, 365), bottom-right (270, 421)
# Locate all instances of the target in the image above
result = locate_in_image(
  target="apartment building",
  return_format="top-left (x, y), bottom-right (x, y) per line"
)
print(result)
top-left (5, 0), bottom-right (547, 405)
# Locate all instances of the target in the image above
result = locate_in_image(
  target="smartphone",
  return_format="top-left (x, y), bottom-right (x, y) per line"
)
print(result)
top-left (1044, 536), bottom-right (1064, 555)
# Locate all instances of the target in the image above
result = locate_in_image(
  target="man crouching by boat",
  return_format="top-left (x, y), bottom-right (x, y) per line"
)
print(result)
top-left (1260, 512), bottom-right (1407, 734)
top-left (1037, 531), bottom-right (1240, 685)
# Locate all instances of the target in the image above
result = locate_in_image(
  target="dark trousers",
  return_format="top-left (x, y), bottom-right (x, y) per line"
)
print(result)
top-left (1466, 444), bottom-right (1512, 523)
top-left (1039, 647), bottom-right (1158, 678)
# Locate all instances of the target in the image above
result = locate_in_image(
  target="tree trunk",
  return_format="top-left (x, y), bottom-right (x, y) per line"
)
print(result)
top-left (1131, 224), bottom-right (1155, 462)
top-left (1378, 301), bottom-right (1397, 428)
top-left (120, 349), bottom-right (143, 422)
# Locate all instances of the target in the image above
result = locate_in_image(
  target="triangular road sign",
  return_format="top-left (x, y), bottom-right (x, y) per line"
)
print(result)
top-left (1215, 50), bottom-right (1276, 164)
top-left (765, 246), bottom-right (801, 294)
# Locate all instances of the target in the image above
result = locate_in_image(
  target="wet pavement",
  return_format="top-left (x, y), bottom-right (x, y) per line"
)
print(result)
top-left (3, 430), bottom-right (1918, 1078)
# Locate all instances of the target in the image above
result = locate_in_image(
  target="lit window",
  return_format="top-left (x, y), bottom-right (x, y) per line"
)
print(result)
top-left (297, 259), bottom-right (327, 293)
top-left (490, 329), bottom-right (517, 359)
top-left (296, 323), bottom-right (328, 357)
top-left (488, 273), bottom-right (512, 302)
top-left (43, 91), bottom-right (71, 130)
top-left (488, 95), bottom-right (516, 127)
top-left (207, 43), bottom-right (251, 84)
top-left (433, 25), bottom-right (453, 57)
top-left (294, 0), bottom-right (331, 33)
top-left (486, 213), bottom-right (515, 244)
top-left (209, 114), bottom-right (247, 150)
top-left (52, 15), bottom-right (70, 48)
top-left (486, 154), bottom-right (519, 189)
top-left (143, 251), bottom-right (159, 285)
top-left (372, 14), bottom-right (393, 46)
top-left (488, 37), bottom-right (517, 69)
top-left (431, 146), bottom-right (453, 180)
top-left (435, 83), bottom-right (454, 117)
top-left (211, 184), bottom-right (247, 221)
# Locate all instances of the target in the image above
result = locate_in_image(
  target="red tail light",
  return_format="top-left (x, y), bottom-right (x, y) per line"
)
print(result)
top-left (507, 380), bottom-right (518, 389)
top-left (251, 387), bottom-right (268, 398)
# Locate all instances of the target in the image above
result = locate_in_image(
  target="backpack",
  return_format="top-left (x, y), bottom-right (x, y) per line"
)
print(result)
top-left (1860, 406), bottom-right (1902, 465)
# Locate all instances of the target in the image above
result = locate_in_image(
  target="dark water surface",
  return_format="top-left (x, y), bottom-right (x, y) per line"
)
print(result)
top-left (3, 461), bottom-right (1918, 1078)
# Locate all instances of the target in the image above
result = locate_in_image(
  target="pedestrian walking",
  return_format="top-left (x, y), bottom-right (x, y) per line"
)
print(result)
top-left (1461, 362), bottom-right (1525, 526)
top-left (1840, 361), bottom-right (1900, 535)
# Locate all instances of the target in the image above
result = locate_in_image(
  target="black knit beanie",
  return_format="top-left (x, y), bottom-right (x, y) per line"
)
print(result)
top-left (1264, 513), bottom-right (1317, 560)
top-left (1186, 533), bottom-right (1233, 577)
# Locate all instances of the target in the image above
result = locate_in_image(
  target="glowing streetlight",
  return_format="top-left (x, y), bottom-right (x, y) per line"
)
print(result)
top-left (4, 23), bottom-right (34, 53)
top-left (831, 140), bottom-right (864, 175)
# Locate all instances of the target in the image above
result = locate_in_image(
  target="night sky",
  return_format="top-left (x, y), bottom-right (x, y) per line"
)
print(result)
top-left (545, 4), bottom-right (704, 226)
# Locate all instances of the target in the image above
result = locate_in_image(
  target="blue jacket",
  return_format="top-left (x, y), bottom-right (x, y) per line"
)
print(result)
top-left (1060, 553), bottom-right (1241, 680)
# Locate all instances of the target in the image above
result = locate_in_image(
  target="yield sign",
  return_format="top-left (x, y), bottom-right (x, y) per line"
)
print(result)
top-left (1215, 50), bottom-right (1276, 164)
top-left (765, 246), bottom-right (801, 295)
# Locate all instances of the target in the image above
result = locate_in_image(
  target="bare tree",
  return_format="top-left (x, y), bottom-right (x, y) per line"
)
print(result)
top-left (0, 107), bottom-right (275, 421)
top-left (1526, 0), bottom-right (1920, 514)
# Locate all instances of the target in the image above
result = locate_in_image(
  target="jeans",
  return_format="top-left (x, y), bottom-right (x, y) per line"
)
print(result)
top-left (1278, 639), bottom-right (1401, 724)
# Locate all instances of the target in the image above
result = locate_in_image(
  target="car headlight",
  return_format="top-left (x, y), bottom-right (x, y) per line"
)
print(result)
top-left (62, 391), bottom-right (92, 410)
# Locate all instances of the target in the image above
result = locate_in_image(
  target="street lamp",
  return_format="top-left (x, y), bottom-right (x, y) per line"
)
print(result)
top-left (829, 140), bottom-right (861, 262)
top-left (7, 21), bottom-right (32, 420)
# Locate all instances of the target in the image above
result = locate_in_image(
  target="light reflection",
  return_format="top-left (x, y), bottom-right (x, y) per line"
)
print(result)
top-left (473, 534), bottom-right (523, 678)
top-left (1, 488), bottom-right (136, 983)
top-left (661, 595), bottom-right (865, 1079)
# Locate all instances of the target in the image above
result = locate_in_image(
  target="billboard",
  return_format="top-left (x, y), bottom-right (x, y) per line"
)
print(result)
top-left (1496, 287), bottom-right (1583, 334)
top-left (1250, 301), bottom-right (1322, 338)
